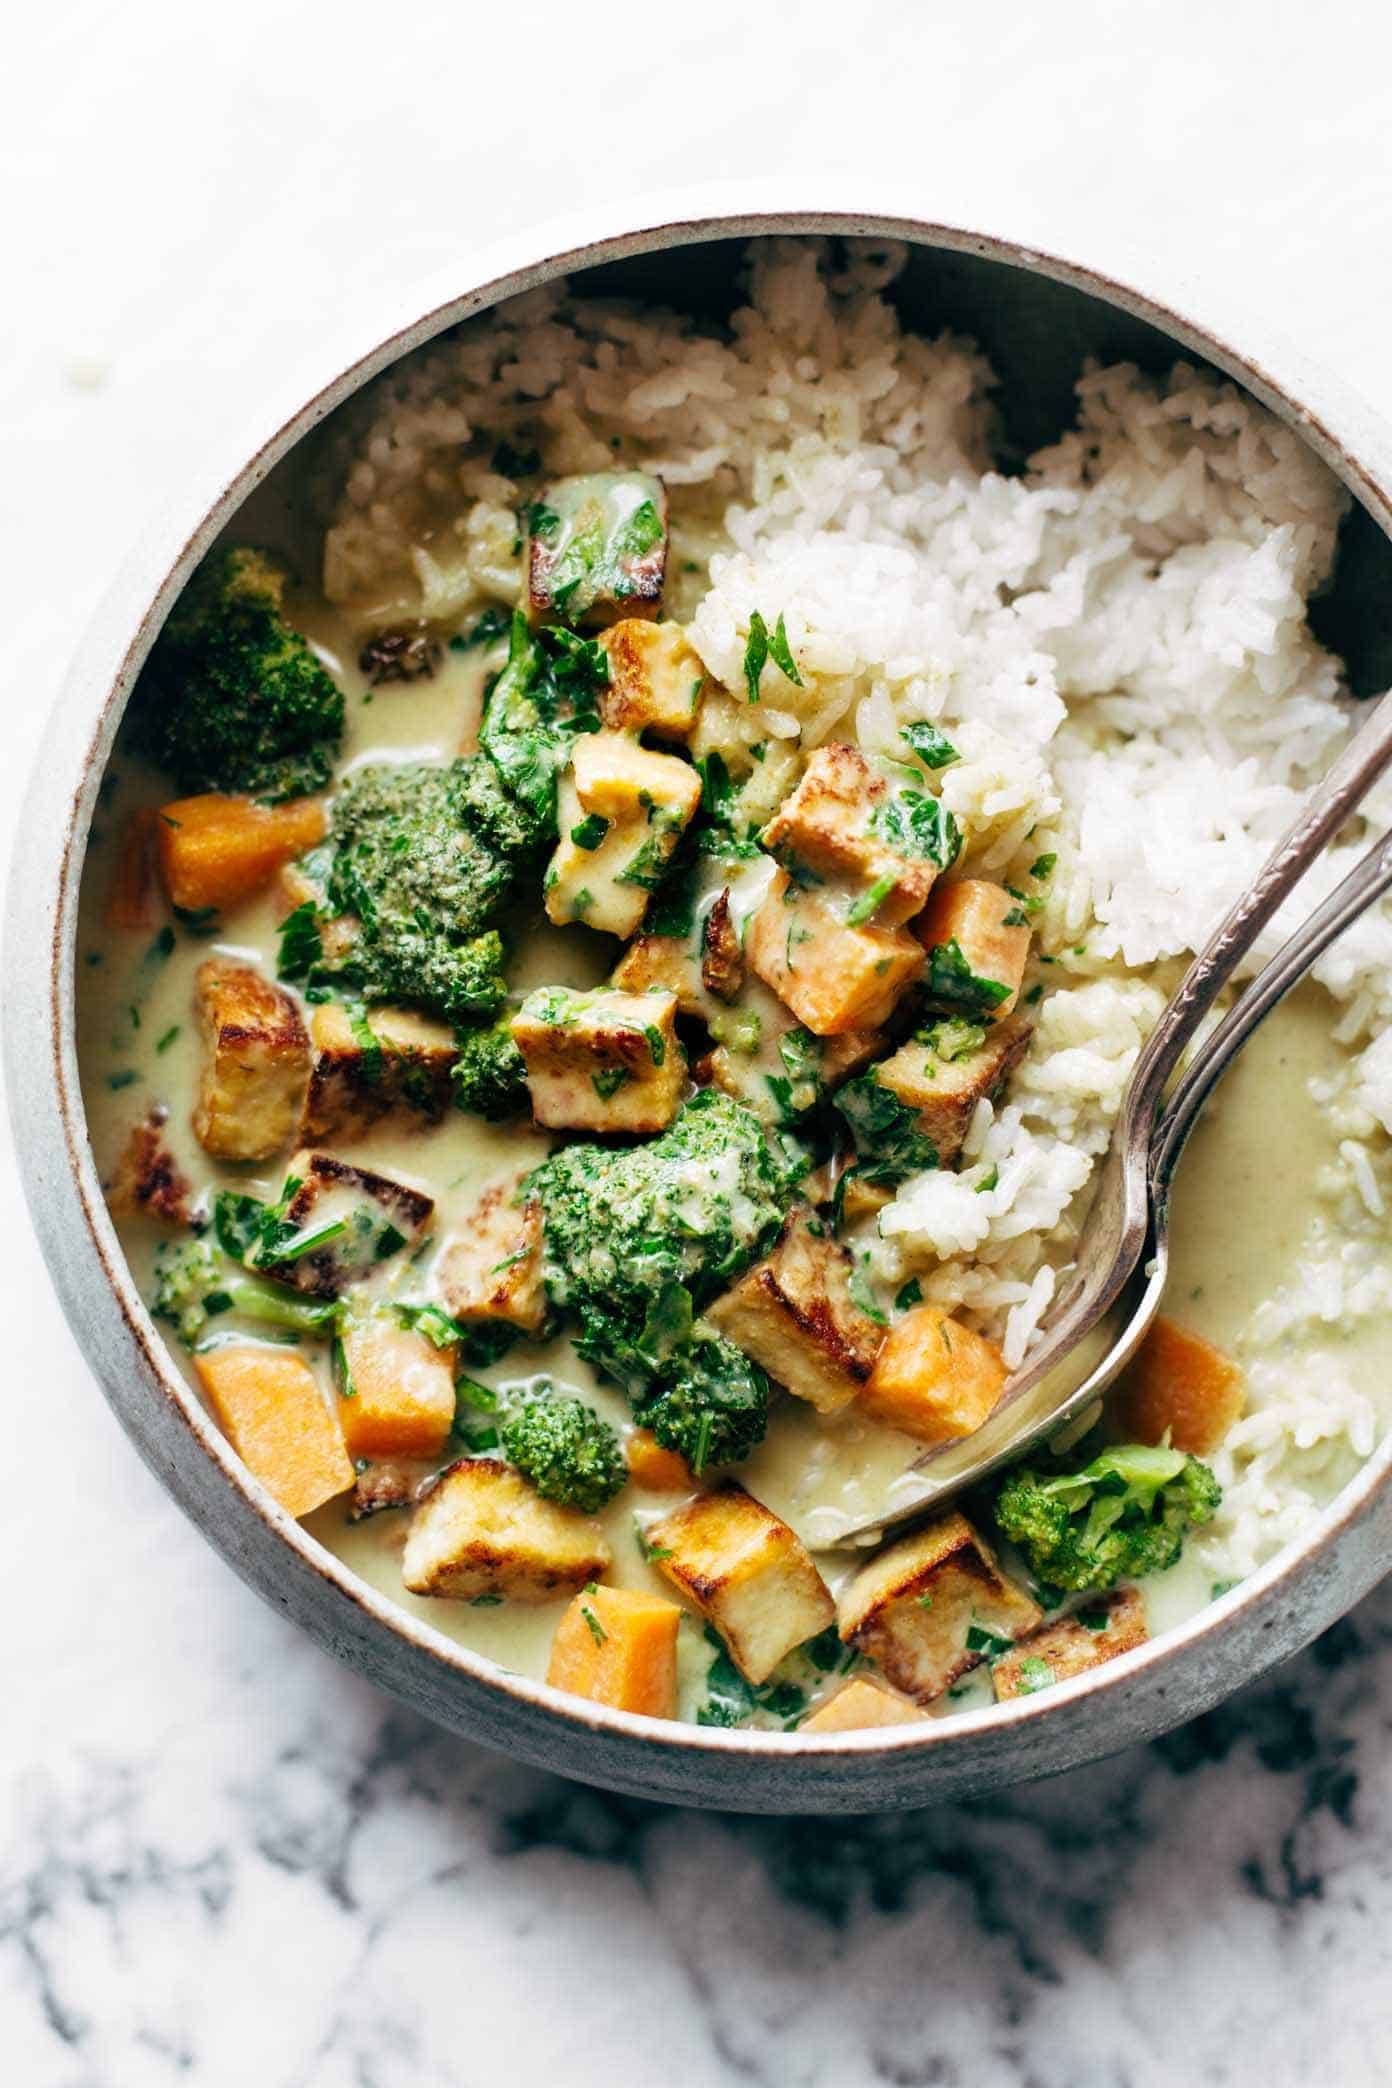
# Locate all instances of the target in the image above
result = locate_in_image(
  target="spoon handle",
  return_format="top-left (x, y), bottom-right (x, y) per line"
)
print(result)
top-left (1151, 821), bottom-right (1392, 1194)
top-left (1122, 691), bottom-right (1392, 1135)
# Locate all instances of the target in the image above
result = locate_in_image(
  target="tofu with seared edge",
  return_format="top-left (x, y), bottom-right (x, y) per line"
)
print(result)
top-left (648, 1484), bottom-right (835, 1684)
top-left (402, 1458), bottom-right (611, 1602)
top-left (707, 1210), bottom-right (884, 1416)
top-left (437, 1184), bottom-right (547, 1334)
top-left (106, 1107), bottom-right (193, 1226)
top-left (599, 618), bottom-right (706, 742)
top-left (761, 743), bottom-right (940, 926)
top-left (546, 731), bottom-right (701, 939)
top-left (193, 958), bottom-right (311, 1162)
top-left (871, 1013), bottom-right (1033, 1167)
top-left (992, 1587), bottom-right (1148, 1701)
top-left (837, 1510), bottom-right (1042, 1703)
top-left (527, 470), bottom-right (668, 626)
top-left (512, 985), bottom-right (685, 1133)
top-left (256, 1150), bottom-right (433, 1297)
top-left (300, 1001), bottom-right (458, 1143)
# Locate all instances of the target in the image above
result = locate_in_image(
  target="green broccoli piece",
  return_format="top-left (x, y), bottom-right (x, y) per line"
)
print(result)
top-left (526, 1089), bottom-right (793, 1393)
top-left (478, 612), bottom-right (609, 842)
top-left (500, 1388), bottom-right (625, 1513)
top-left (451, 1012), bottom-right (528, 1120)
top-left (151, 1238), bottom-right (338, 1349)
top-left (308, 757), bottom-right (529, 1022)
top-left (636, 1331), bottom-right (770, 1472)
top-left (992, 1441), bottom-right (1222, 1594)
top-left (130, 547), bottom-right (344, 800)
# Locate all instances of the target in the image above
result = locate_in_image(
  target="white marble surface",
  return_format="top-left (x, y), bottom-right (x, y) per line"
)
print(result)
top-left (6, 4), bottom-right (1392, 2081)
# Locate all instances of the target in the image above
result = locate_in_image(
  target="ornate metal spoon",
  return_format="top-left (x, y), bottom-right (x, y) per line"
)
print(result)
top-left (829, 694), bottom-right (1392, 1546)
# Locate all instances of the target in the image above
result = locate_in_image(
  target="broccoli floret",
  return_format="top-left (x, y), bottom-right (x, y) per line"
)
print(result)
top-left (636, 1331), bottom-right (770, 1472)
top-left (500, 1389), bottom-right (625, 1512)
top-left (525, 1088), bottom-right (794, 1392)
top-left (478, 612), bottom-right (609, 842)
top-left (130, 547), bottom-right (344, 800)
top-left (452, 1012), bottom-right (528, 1120)
top-left (151, 1238), bottom-right (338, 1349)
top-left (309, 757), bottom-right (529, 1022)
top-left (992, 1441), bottom-right (1222, 1594)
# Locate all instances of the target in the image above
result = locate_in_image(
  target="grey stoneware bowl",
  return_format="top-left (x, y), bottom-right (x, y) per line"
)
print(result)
top-left (10, 188), bottom-right (1392, 1814)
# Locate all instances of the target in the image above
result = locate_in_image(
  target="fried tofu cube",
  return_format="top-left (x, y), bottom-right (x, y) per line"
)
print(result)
top-left (874, 1013), bottom-right (1033, 1166)
top-left (193, 959), bottom-right (311, 1162)
top-left (106, 1107), bottom-right (193, 1226)
top-left (599, 618), bottom-right (706, 742)
top-left (860, 1305), bottom-right (1007, 1445)
top-left (1109, 1318), bottom-right (1245, 1455)
top-left (258, 1150), bottom-right (433, 1297)
top-left (761, 743), bottom-right (940, 926)
top-left (649, 1484), bottom-right (835, 1684)
top-left (837, 1510), bottom-right (1042, 1703)
top-left (992, 1587), bottom-right (1149, 1701)
top-left (278, 857), bottom-right (357, 968)
top-left (748, 869), bottom-right (924, 1035)
top-left (528, 470), bottom-right (668, 626)
top-left (546, 731), bottom-right (701, 939)
top-left (547, 1584), bottom-right (684, 1718)
top-left (195, 1344), bottom-right (353, 1519)
top-left (707, 1211), bottom-right (884, 1416)
top-left (402, 1458), bottom-right (611, 1602)
top-left (800, 1677), bottom-right (927, 1733)
top-left (700, 888), bottom-right (745, 1003)
top-left (158, 792), bottom-right (327, 915)
top-left (917, 879), bottom-right (1031, 1023)
top-left (611, 933), bottom-right (714, 1018)
top-left (437, 1184), bottom-right (547, 1334)
top-left (300, 1001), bottom-right (458, 1143)
top-left (512, 986), bottom-right (685, 1133)
top-left (706, 1015), bottom-right (881, 1123)
top-left (336, 1310), bottom-right (457, 1462)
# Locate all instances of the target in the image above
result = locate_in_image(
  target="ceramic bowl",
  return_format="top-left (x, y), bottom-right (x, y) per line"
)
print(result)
top-left (10, 191), bottom-right (1392, 1813)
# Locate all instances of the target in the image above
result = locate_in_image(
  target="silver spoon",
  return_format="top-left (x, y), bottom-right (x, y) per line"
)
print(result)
top-left (830, 693), bottom-right (1392, 1546)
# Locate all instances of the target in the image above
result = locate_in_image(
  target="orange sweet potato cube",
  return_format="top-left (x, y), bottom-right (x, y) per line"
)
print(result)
top-left (917, 878), bottom-right (1031, 1022)
top-left (194, 1344), bottom-right (353, 1519)
top-left (157, 792), bottom-right (327, 914)
top-left (748, 870), bottom-right (924, 1035)
top-left (337, 1313), bottom-right (457, 1461)
top-left (547, 1584), bottom-right (683, 1718)
top-left (1110, 1317), bottom-right (1245, 1455)
top-left (860, 1305), bottom-right (1007, 1444)
top-left (625, 1428), bottom-right (696, 1493)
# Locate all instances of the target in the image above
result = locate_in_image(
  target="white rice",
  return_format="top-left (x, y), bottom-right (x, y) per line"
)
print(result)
top-left (319, 237), bottom-right (1392, 1577)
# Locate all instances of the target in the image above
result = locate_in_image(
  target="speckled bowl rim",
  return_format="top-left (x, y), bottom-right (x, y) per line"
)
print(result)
top-left (10, 183), bottom-right (1392, 1813)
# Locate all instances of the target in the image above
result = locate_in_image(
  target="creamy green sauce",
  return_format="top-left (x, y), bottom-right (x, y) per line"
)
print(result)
top-left (76, 596), bottom-right (1392, 1729)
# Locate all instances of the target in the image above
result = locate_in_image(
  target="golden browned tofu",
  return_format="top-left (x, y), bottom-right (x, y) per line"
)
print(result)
top-left (527, 470), bottom-right (668, 626)
top-left (278, 859), bottom-right (357, 967)
top-left (748, 870), bottom-right (924, 1035)
top-left (837, 1510), bottom-right (1042, 1703)
top-left (401, 1458), bottom-right (611, 1602)
top-left (800, 1677), bottom-right (927, 1733)
top-left (873, 1013), bottom-right (1033, 1166)
top-left (599, 618), bottom-right (706, 742)
top-left (258, 1150), bottom-right (434, 1297)
top-left (650, 1484), bottom-right (835, 1684)
top-left (761, 743), bottom-right (939, 926)
top-left (300, 1001), bottom-right (458, 1143)
top-left (437, 1183), bottom-right (547, 1334)
top-left (700, 888), bottom-right (745, 1003)
top-left (917, 879), bottom-right (1032, 1023)
top-left (611, 933), bottom-right (714, 1019)
top-left (106, 1107), bottom-right (193, 1226)
top-left (707, 1211), bottom-right (884, 1415)
top-left (192, 958), bottom-right (311, 1162)
top-left (860, 1305), bottom-right (1007, 1445)
top-left (546, 731), bottom-right (702, 939)
top-left (512, 986), bottom-right (685, 1133)
top-left (992, 1587), bottom-right (1149, 1701)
